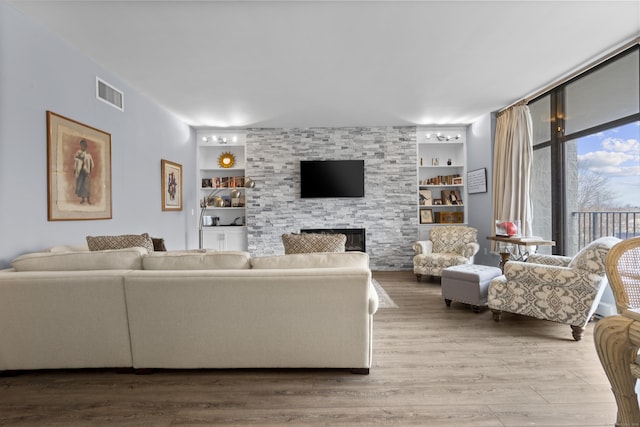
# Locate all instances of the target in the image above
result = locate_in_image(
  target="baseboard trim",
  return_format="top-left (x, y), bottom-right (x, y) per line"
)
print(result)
top-left (595, 301), bottom-right (617, 318)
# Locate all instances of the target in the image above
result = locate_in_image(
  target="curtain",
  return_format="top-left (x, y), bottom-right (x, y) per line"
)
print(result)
top-left (492, 104), bottom-right (534, 247)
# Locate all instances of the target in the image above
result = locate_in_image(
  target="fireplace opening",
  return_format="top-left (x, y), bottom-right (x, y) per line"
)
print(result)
top-left (300, 228), bottom-right (366, 252)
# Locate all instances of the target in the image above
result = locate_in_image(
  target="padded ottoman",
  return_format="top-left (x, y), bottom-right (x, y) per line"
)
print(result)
top-left (441, 264), bottom-right (502, 313)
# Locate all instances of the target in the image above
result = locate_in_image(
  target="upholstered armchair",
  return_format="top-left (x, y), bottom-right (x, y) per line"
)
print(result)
top-left (413, 226), bottom-right (479, 281)
top-left (488, 236), bottom-right (621, 341)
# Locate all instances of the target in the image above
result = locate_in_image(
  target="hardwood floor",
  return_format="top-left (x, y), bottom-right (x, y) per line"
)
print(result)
top-left (0, 270), bottom-right (618, 426)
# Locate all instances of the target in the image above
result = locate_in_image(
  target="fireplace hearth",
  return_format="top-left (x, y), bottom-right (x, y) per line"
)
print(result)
top-left (301, 228), bottom-right (366, 252)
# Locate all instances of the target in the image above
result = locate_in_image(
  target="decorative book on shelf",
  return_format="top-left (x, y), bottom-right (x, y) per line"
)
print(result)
top-left (421, 174), bottom-right (461, 186)
top-left (435, 211), bottom-right (464, 223)
top-left (202, 176), bottom-right (246, 188)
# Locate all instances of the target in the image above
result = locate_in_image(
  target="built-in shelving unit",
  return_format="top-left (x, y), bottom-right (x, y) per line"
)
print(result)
top-left (196, 130), bottom-right (249, 251)
top-left (416, 126), bottom-right (467, 240)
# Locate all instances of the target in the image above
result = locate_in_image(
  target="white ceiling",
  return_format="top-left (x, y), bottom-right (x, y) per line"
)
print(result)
top-left (7, 0), bottom-right (640, 128)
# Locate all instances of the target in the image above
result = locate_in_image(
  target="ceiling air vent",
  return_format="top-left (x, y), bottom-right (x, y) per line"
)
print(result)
top-left (96, 77), bottom-right (124, 111)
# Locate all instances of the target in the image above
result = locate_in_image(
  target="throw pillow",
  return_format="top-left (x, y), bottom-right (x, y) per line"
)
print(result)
top-left (86, 233), bottom-right (155, 252)
top-left (151, 237), bottom-right (167, 251)
top-left (281, 233), bottom-right (346, 254)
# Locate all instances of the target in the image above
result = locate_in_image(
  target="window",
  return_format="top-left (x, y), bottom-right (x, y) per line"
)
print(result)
top-left (529, 45), bottom-right (639, 255)
top-left (566, 121), bottom-right (640, 253)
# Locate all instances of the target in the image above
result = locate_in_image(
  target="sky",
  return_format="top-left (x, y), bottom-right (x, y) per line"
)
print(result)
top-left (577, 121), bottom-right (640, 208)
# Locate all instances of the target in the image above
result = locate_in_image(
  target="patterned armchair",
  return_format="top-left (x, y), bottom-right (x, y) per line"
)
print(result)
top-left (488, 236), bottom-right (621, 341)
top-left (413, 226), bottom-right (479, 281)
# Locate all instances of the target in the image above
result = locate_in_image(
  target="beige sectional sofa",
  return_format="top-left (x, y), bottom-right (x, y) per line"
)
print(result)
top-left (0, 248), bottom-right (378, 374)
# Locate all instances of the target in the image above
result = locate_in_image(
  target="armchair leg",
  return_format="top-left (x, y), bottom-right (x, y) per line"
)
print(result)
top-left (415, 274), bottom-right (422, 282)
top-left (570, 325), bottom-right (585, 341)
top-left (491, 309), bottom-right (502, 321)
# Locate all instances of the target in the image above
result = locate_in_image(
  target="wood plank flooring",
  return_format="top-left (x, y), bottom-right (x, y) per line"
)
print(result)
top-left (0, 270), bottom-right (618, 426)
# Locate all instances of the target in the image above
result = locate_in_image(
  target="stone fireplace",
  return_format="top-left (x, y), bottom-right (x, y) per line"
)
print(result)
top-left (301, 228), bottom-right (366, 252)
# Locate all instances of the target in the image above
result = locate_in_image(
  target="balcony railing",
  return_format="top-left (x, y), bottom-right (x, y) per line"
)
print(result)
top-left (572, 211), bottom-right (640, 249)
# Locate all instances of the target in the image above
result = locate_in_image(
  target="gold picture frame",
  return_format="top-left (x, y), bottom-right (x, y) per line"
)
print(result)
top-left (46, 111), bottom-right (112, 221)
top-left (161, 159), bottom-right (183, 211)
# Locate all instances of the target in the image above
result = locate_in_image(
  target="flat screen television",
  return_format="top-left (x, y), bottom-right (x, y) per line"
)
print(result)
top-left (300, 160), bottom-right (365, 198)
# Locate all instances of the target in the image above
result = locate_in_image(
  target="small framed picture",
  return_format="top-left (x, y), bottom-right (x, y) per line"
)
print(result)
top-left (419, 189), bottom-right (432, 206)
top-left (442, 190), bottom-right (461, 205)
top-left (453, 189), bottom-right (463, 206)
top-left (420, 209), bottom-right (434, 224)
top-left (453, 177), bottom-right (463, 185)
top-left (161, 159), bottom-right (182, 211)
top-left (433, 198), bottom-right (443, 205)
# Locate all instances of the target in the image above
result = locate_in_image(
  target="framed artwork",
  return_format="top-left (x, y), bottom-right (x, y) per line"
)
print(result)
top-left (161, 159), bottom-right (183, 211)
top-left (453, 177), bottom-right (463, 185)
top-left (442, 190), bottom-right (462, 205)
top-left (468, 168), bottom-right (488, 194)
top-left (420, 209), bottom-right (434, 224)
top-left (453, 189), bottom-right (463, 205)
top-left (419, 189), bottom-right (432, 206)
top-left (47, 111), bottom-right (112, 221)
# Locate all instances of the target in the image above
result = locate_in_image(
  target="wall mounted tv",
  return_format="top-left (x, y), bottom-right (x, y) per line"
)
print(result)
top-left (300, 160), bottom-right (365, 198)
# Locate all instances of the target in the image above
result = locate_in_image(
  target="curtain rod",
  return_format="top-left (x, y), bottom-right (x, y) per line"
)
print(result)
top-left (499, 36), bottom-right (640, 113)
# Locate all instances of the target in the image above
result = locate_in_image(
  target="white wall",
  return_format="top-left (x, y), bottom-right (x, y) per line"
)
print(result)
top-left (0, 2), bottom-right (195, 267)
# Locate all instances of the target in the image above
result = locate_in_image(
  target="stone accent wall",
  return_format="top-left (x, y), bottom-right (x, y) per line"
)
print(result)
top-left (245, 127), bottom-right (417, 270)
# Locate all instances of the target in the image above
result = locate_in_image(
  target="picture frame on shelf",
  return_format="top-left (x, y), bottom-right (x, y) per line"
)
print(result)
top-left (453, 189), bottom-right (463, 205)
top-left (420, 209), bottom-right (434, 224)
top-left (419, 189), bottom-right (432, 206)
top-left (433, 198), bottom-right (443, 205)
top-left (453, 177), bottom-right (463, 185)
top-left (161, 159), bottom-right (183, 211)
top-left (442, 190), bottom-right (462, 206)
top-left (46, 111), bottom-right (112, 221)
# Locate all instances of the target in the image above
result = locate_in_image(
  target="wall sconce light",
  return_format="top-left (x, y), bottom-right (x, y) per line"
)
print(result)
top-left (201, 135), bottom-right (238, 144)
top-left (426, 133), bottom-right (461, 142)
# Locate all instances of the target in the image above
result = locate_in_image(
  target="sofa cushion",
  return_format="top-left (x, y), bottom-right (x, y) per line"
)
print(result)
top-left (86, 233), bottom-right (155, 252)
top-left (142, 251), bottom-right (251, 270)
top-left (430, 226), bottom-right (477, 255)
top-left (46, 244), bottom-right (90, 252)
top-left (251, 252), bottom-right (369, 269)
top-left (281, 233), bottom-right (346, 254)
top-left (568, 236), bottom-right (621, 274)
top-left (11, 247), bottom-right (147, 271)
